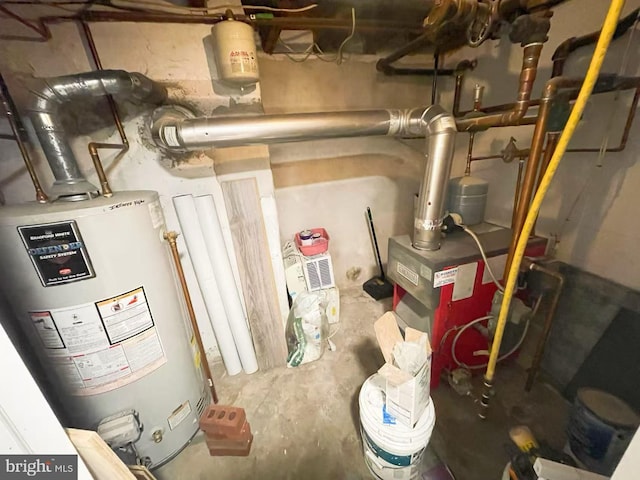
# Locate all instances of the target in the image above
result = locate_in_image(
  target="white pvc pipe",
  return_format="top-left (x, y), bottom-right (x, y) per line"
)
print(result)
top-left (194, 195), bottom-right (259, 374)
top-left (172, 194), bottom-right (242, 376)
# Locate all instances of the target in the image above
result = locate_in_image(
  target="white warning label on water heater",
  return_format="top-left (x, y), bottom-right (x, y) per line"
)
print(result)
top-left (29, 286), bottom-right (166, 396)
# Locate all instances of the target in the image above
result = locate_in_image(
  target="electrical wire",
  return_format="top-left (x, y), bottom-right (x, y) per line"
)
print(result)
top-left (452, 315), bottom-right (531, 370)
top-left (461, 225), bottom-right (505, 292)
top-left (0, 0), bottom-right (318, 15)
top-left (107, 0), bottom-right (318, 14)
top-left (451, 315), bottom-right (490, 370)
top-left (280, 39), bottom-right (317, 63)
top-left (438, 324), bottom-right (461, 352)
top-left (278, 7), bottom-right (355, 65)
top-left (451, 294), bottom-right (542, 370)
top-left (334, 7), bottom-right (356, 65)
top-left (485, 0), bottom-right (626, 388)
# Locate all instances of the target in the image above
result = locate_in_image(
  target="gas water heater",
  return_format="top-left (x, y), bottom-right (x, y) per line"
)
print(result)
top-left (0, 190), bottom-right (208, 467)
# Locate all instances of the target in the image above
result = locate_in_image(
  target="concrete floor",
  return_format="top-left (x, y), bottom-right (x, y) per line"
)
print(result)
top-left (158, 288), bottom-right (570, 480)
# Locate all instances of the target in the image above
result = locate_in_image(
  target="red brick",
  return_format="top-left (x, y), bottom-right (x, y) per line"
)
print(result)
top-left (205, 420), bottom-right (251, 441)
top-left (206, 421), bottom-right (250, 440)
top-left (199, 405), bottom-right (246, 435)
top-left (208, 434), bottom-right (253, 457)
top-left (206, 433), bottom-right (252, 450)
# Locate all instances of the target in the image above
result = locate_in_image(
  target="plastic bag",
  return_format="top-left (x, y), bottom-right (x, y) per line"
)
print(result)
top-left (286, 291), bottom-right (329, 367)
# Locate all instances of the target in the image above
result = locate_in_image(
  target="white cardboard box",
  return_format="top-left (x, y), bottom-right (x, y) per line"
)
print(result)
top-left (374, 311), bottom-right (432, 428)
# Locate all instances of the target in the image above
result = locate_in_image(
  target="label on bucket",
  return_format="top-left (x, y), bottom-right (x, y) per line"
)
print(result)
top-left (382, 405), bottom-right (397, 425)
top-left (362, 429), bottom-right (423, 470)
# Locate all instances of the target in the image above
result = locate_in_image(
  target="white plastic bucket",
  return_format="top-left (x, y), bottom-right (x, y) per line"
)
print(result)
top-left (359, 374), bottom-right (436, 480)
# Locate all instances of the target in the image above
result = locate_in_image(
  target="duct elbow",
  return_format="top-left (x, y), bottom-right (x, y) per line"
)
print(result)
top-left (27, 70), bottom-right (166, 198)
top-left (31, 70), bottom-right (167, 109)
top-left (413, 106), bottom-right (457, 251)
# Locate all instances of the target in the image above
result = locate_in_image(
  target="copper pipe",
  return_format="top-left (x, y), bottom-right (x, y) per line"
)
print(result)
top-left (504, 93), bottom-right (552, 277)
top-left (164, 231), bottom-right (219, 405)
top-left (456, 43), bottom-right (544, 132)
top-left (512, 158), bottom-right (525, 229)
top-left (453, 74), bottom-right (464, 117)
top-left (457, 9), bottom-right (637, 117)
top-left (504, 77), bottom-right (584, 278)
top-left (81, 22), bottom-right (129, 148)
top-left (458, 75), bottom-right (639, 117)
top-left (0, 73), bottom-right (48, 203)
top-left (78, 10), bottom-right (423, 33)
top-left (465, 132), bottom-right (475, 175)
top-left (536, 133), bottom-right (559, 193)
top-left (531, 133), bottom-right (559, 234)
top-left (87, 143), bottom-right (118, 197)
top-left (522, 259), bottom-right (564, 392)
top-left (3, 3), bottom-right (426, 34)
top-left (464, 84), bottom-right (484, 174)
top-left (461, 83), bottom-right (638, 153)
top-left (81, 22), bottom-right (129, 198)
top-left (451, 59), bottom-right (480, 117)
top-left (473, 95), bottom-right (483, 111)
top-left (458, 98), bottom-right (542, 116)
top-left (506, 75), bottom-right (640, 277)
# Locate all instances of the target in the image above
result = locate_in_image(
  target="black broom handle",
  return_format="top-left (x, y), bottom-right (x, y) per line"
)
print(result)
top-left (367, 207), bottom-right (386, 280)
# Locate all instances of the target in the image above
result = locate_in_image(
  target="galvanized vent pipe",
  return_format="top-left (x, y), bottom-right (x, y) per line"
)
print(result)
top-left (152, 105), bottom-right (457, 250)
top-left (28, 70), bottom-right (166, 198)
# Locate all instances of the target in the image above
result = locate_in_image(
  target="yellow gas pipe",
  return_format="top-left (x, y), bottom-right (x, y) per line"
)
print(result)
top-left (479, 0), bottom-right (627, 418)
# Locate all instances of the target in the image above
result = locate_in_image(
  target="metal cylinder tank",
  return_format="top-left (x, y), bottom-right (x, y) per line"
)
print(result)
top-left (0, 190), bottom-right (208, 468)
top-left (212, 17), bottom-right (259, 86)
top-left (447, 176), bottom-right (489, 226)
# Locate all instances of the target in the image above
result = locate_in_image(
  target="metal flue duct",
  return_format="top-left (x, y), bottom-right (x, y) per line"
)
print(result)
top-left (152, 105), bottom-right (457, 250)
top-left (28, 70), bottom-right (166, 198)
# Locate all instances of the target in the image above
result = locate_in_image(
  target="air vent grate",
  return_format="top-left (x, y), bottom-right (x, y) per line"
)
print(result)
top-left (196, 389), bottom-right (208, 417)
top-left (307, 262), bottom-right (321, 290)
top-left (318, 258), bottom-right (332, 288)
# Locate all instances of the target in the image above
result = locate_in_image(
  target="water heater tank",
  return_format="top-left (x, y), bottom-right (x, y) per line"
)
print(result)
top-left (212, 17), bottom-right (260, 86)
top-left (0, 190), bottom-right (208, 467)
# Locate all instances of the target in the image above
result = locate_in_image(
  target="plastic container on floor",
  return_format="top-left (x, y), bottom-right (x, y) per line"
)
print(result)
top-left (567, 388), bottom-right (639, 476)
top-left (359, 374), bottom-right (436, 480)
top-left (295, 228), bottom-right (329, 256)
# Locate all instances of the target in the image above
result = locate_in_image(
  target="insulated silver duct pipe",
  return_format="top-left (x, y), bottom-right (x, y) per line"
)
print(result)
top-left (152, 104), bottom-right (456, 251)
top-left (151, 107), bottom-right (421, 150)
top-left (29, 70), bottom-right (166, 197)
top-left (413, 105), bottom-right (457, 250)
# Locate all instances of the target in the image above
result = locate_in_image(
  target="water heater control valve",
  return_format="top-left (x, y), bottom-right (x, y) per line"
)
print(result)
top-left (97, 410), bottom-right (141, 449)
